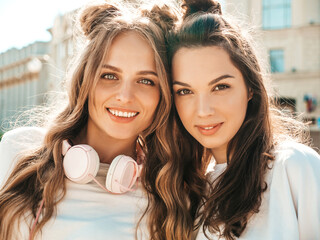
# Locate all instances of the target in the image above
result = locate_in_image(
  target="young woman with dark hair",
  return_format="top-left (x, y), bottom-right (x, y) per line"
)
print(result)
top-left (0, 1), bottom-right (194, 239)
top-left (168, 0), bottom-right (320, 239)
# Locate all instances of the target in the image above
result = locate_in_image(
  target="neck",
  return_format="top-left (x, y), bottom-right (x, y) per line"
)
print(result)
top-left (73, 124), bottom-right (137, 164)
top-left (211, 145), bottom-right (228, 164)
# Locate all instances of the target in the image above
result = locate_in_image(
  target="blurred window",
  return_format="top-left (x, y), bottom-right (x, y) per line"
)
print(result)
top-left (270, 49), bottom-right (284, 73)
top-left (263, 0), bottom-right (291, 29)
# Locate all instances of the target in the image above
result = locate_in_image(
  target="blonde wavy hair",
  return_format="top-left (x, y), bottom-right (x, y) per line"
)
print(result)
top-left (0, 1), bottom-right (192, 239)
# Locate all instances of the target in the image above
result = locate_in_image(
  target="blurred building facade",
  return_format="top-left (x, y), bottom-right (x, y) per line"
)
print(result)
top-left (1, 0), bottom-right (320, 149)
top-left (0, 42), bottom-right (50, 128)
top-left (0, 11), bottom-right (75, 130)
top-left (225, 0), bottom-right (320, 149)
top-left (47, 12), bottom-right (75, 94)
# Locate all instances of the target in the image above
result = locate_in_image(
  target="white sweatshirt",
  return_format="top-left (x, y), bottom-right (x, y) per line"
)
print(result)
top-left (197, 141), bottom-right (320, 240)
top-left (0, 127), bottom-right (148, 240)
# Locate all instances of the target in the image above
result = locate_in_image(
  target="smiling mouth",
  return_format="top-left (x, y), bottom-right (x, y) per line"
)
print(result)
top-left (107, 108), bottom-right (139, 118)
top-left (202, 126), bottom-right (214, 130)
top-left (196, 123), bottom-right (223, 135)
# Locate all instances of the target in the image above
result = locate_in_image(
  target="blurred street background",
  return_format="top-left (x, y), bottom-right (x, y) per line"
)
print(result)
top-left (0, 0), bottom-right (319, 151)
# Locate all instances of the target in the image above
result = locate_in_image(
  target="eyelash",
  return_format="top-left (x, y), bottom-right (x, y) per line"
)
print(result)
top-left (138, 79), bottom-right (155, 86)
top-left (101, 73), bottom-right (155, 86)
top-left (101, 73), bottom-right (118, 80)
top-left (176, 89), bottom-right (192, 95)
top-left (212, 84), bottom-right (230, 91)
top-left (175, 84), bottom-right (230, 96)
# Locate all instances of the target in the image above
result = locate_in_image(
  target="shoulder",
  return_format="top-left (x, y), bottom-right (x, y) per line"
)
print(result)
top-left (271, 141), bottom-right (320, 195)
top-left (0, 127), bottom-right (46, 187)
top-left (270, 141), bottom-right (320, 237)
top-left (0, 126), bottom-right (46, 161)
top-left (1, 126), bottom-right (46, 144)
top-left (273, 141), bottom-right (320, 171)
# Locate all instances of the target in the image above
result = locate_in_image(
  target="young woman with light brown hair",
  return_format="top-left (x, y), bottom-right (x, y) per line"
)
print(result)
top-left (168, 0), bottom-right (320, 239)
top-left (0, 1), bottom-right (196, 239)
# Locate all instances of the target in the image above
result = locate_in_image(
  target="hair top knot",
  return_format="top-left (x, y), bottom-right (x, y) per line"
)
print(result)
top-left (141, 4), bottom-right (178, 33)
top-left (80, 3), bottom-right (120, 38)
top-left (182, 0), bottom-right (222, 19)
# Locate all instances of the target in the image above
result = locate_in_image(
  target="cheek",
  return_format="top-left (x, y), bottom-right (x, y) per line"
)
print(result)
top-left (142, 88), bottom-right (160, 113)
top-left (225, 94), bottom-right (248, 128)
top-left (87, 97), bottom-right (98, 122)
top-left (88, 84), bottom-right (107, 117)
top-left (91, 84), bottom-right (107, 107)
top-left (236, 93), bottom-right (249, 117)
top-left (174, 98), bottom-right (193, 125)
top-left (224, 89), bottom-right (248, 112)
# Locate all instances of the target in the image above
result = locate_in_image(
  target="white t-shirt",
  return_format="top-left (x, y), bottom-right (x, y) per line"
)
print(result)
top-left (196, 141), bottom-right (320, 240)
top-left (0, 127), bottom-right (148, 240)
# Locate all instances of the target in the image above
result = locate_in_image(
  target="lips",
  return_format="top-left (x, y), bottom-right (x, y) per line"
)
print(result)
top-left (107, 108), bottom-right (139, 118)
top-left (196, 123), bottom-right (223, 136)
top-left (107, 108), bottom-right (139, 123)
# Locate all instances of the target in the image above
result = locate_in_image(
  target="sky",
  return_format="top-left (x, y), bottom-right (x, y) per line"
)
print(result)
top-left (0, 0), bottom-right (92, 53)
top-left (0, 0), bottom-right (227, 54)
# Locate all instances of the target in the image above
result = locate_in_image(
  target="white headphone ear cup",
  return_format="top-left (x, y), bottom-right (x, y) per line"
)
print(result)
top-left (106, 155), bottom-right (138, 194)
top-left (63, 145), bottom-right (100, 184)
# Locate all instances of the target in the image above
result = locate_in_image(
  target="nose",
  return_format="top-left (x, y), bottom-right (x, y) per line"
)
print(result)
top-left (197, 94), bottom-right (215, 117)
top-left (115, 81), bottom-right (134, 103)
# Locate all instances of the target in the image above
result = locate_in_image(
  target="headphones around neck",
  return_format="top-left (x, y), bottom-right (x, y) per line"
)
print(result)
top-left (30, 140), bottom-right (145, 239)
top-left (62, 140), bottom-right (144, 194)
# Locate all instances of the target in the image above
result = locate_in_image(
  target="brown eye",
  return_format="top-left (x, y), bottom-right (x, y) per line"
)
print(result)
top-left (177, 89), bottom-right (192, 95)
top-left (213, 84), bottom-right (229, 91)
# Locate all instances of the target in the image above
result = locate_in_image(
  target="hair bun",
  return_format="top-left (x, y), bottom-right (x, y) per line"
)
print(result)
top-left (79, 4), bottom-right (120, 38)
top-left (182, 0), bottom-right (222, 19)
top-left (141, 4), bottom-right (178, 33)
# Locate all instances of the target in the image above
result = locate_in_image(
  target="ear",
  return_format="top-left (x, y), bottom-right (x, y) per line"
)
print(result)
top-left (248, 88), bottom-right (253, 101)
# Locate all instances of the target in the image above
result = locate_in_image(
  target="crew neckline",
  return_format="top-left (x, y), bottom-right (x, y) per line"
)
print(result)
top-left (207, 156), bottom-right (228, 173)
top-left (214, 162), bottom-right (227, 172)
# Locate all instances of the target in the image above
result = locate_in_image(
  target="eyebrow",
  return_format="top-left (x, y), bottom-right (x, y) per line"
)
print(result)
top-left (102, 64), bottom-right (122, 72)
top-left (137, 71), bottom-right (158, 77)
top-left (173, 74), bottom-right (235, 87)
top-left (102, 64), bottom-right (158, 77)
top-left (208, 74), bottom-right (234, 86)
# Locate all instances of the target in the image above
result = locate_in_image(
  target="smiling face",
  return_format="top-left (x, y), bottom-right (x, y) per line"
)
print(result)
top-left (172, 46), bottom-right (250, 162)
top-left (87, 31), bottom-right (160, 141)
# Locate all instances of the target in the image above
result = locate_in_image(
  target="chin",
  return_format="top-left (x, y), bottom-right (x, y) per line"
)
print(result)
top-left (199, 140), bottom-right (224, 150)
top-left (109, 130), bottom-right (139, 140)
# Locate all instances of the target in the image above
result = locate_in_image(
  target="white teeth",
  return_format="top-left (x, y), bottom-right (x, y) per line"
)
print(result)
top-left (204, 126), bottom-right (214, 130)
top-left (108, 108), bottom-right (138, 118)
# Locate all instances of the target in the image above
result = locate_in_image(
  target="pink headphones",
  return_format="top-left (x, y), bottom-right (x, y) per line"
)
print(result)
top-left (62, 140), bottom-right (144, 194)
top-left (29, 139), bottom-right (145, 239)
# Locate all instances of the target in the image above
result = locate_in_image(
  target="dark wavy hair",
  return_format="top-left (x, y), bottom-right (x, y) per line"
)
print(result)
top-left (0, 1), bottom-right (195, 240)
top-left (167, 0), bottom-right (309, 239)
